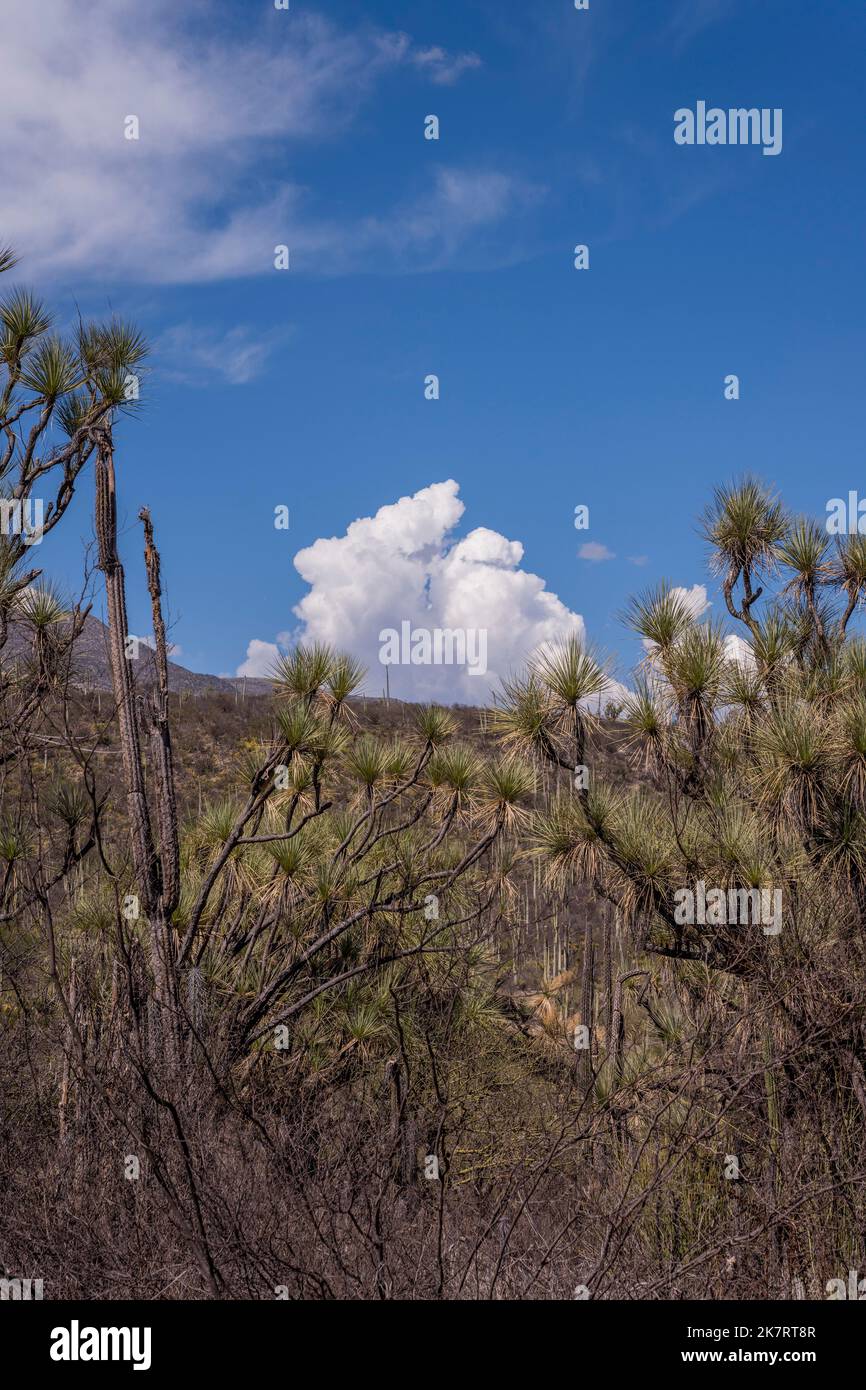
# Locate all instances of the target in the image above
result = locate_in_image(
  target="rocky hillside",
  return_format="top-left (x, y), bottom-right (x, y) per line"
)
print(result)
top-left (2, 611), bottom-right (273, 696)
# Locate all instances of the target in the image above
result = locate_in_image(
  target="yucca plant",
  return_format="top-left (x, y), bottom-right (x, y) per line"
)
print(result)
top-left (748, 607), bottom-right (796, 686)
top-left (345, 734), bottom-right (390, 794)
top-left (414, 702), bottom-right (458, 746)
top-left (827, 533), bottom-right (866, 638)
top-left (477, 755), bottom-right (535, 833)
top-left (46, 780), bottom-right (88, 831)
top-left (751, 698), bottom-right (832, 828)
top-left (624, 581), bottom-right (698, 654)
top-left (13, 580), bottom-right (68, 630)
top-left (0, 819), bottom-right (29, 864)
top-left (533, 785), bottom-right (621, 892)
top-left (427, 743), bottom-right (483, 813)
top-left (622, 678), bottom-right (669, 774)
top-left (18, 334), bottom-right (80, 400)
top-left (533, 634), bottom-right (608, 737)
top-left (491, 671), bottom-right (553, 753)
top-left (777, 517), bottom-right (833, 651)
top-left (273, 699), bottom-right (323, 753)
top-left (701, 477), bottom-right (788, 634)
top-left (829, 696), bottom-right (866, 809)
top-left (663, 621), bottom-right (728, 742)
top-left (843, 636), bottom-right (866, 690)
top-left (325, 652), bottom-right (366, 709)
top-left (721, 656), bottom-right (765, 730)
top-left (271, 642), bottom-right (337, 702)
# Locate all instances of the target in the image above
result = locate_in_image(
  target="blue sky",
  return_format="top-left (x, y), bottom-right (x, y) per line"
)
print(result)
top-left (6, 0), bottom-right (866, 699)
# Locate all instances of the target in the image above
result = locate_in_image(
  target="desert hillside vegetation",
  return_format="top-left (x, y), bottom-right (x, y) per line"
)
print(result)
top-left (2, 250), bottom-right (866, 1299)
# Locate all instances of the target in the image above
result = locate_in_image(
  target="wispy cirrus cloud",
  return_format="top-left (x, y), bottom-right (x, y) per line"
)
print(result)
top-left (411, 46), bottom-right (482, 85)
top-left (155, 324), bottom-right (292, 387)
top-left (351, 167), bottom-right (546, 273)
top-left (0, 0), bottom-right (494, 286)
top-left (666, 0), bottom-right (739, 53)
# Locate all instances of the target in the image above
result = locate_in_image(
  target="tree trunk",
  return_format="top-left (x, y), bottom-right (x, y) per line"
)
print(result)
top-left (94, 435), bottom-right (179, 1070)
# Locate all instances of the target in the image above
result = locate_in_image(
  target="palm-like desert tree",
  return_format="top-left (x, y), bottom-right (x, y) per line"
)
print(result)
top-left (827, 532), bottom-right (866, 638)
top-left (701, 477), bottom-right (788, 635)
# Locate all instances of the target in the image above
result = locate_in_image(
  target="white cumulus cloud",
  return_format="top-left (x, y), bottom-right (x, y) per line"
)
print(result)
top-left (238, 480), bottom-right (593, 704)
top-left (237, 639), bottom-right (281, 679)
top-left (723, 631), bottom-right (755, 667)
top-left (675, 583), bottom-right (712, 620)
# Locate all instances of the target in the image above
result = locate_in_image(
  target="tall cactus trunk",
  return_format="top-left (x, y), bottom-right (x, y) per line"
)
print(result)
top-left (94, 433), bottom-right (180, 1072)
top-left (94, 440), bottom-right (155, 904)
top-left (139, 507), bottom-right (180, 920)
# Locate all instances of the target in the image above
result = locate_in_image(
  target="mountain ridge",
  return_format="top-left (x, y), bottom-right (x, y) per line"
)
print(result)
top-left (1, 611), bottom-right (274, 697)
